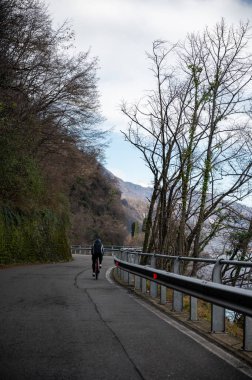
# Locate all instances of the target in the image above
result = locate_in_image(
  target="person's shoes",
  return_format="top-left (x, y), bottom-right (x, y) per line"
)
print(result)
top-left (99, 264), bottom-right (102, 269)
top-left (92, 273), bottom-right (95, 277)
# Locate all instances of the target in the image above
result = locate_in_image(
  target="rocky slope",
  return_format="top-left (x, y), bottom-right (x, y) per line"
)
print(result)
top-left (104, 169), bottom-right (152, 230)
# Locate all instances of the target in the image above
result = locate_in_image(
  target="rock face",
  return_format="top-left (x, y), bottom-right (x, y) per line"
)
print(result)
top-left (116, 178), bottom-right (153, 201)
top-left (103, 169), bottom-right (152, 230)
top-left (116, 178), bottom-right (152, 227)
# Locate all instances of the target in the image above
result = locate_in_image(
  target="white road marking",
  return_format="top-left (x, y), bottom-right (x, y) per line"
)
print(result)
top-left (106, 266), bottom-right (252, 378)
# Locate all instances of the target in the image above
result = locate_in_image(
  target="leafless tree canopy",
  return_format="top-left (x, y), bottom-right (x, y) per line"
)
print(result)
top-left (122, 20), bottom-right (252, 270)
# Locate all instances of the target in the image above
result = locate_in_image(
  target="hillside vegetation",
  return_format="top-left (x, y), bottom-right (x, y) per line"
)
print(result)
top-left (0, 0), bottom-right (127, 264)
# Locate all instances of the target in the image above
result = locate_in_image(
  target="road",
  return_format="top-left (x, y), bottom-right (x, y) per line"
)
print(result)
top-left (0, 254), bottom-right (251, 380)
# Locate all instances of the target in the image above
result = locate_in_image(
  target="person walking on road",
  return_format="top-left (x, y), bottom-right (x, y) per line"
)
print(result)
top-left (91, 238), bottom-right (104, 277)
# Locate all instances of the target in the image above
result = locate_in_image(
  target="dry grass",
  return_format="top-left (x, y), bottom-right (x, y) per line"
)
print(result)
top-left (165, 291), bottom-right (243, 338)
top-left (226, 319), bottom-right (243, 339)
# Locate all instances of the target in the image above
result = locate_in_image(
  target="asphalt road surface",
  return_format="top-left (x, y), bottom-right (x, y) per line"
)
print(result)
top-left (0, 254), bottom-right (252, 380)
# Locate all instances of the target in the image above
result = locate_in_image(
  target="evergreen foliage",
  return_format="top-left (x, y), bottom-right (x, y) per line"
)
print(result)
top-left (69, 159), bottom-right (127, 245)
top-left (131, 221), bottom-right (139, 237)
top-left (0, 0), bottom-right (127, 264)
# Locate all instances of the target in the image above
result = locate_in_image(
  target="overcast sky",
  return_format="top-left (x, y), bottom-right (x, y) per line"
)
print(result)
top-left (46, 0), bottom-right (252, 187)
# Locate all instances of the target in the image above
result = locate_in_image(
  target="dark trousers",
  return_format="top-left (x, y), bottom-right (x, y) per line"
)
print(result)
top-left (92, 253), bottom-right (103, 272)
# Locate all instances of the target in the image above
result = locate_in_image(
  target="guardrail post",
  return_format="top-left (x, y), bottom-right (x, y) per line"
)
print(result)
top-left (150, 255), bottom-right (158, 298)
top-left (118, 251), bottom-right (122, 279)
top-left (141, 276), bottom-right (147, 293)
top-left (128, 253), bottom-right (135, 285)
top-left (124, 251), bottom-right (129, 284)
top-left (134, 254), bottom-right (141, 290)
top-left (141, 262), bottom-right (147, 293)
top-left (123, 252), bottom-right (129, 284)
top-left (120, 251), bottom-right (124, 280)
top-left (172, 257), bottom-right (183, 312)
top-left (115, 251), bottom-right (119, 277)
top-left (190, 296), bottom-right (198, 321)
top-left (243, 316), bottom-right (252, 351)
top-left (211, 259), bottom-right (225, 333)
top-left (160, 285), bottom-right (166, 305)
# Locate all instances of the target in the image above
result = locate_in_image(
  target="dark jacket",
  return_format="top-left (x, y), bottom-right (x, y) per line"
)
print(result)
top-left (91, 239), bottom-right (104, 256)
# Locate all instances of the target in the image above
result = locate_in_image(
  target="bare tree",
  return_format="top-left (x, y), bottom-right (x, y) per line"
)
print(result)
top-left (0, 0), bottom-right (106, 159)
top-left (122, 20), bottom-right (252, 270)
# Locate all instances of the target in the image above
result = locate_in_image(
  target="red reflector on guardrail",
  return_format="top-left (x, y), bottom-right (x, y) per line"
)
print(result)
top-left (153, 273), bottom-right (158, 279)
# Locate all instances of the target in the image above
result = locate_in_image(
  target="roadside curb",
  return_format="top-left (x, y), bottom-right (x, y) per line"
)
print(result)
top-left (112, 267), bottom-right (252, 368)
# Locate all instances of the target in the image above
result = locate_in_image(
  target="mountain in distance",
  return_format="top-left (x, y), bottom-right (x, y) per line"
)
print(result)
top-left (116, 177), bottom-right (153, 201)
top-left (104, 169), bottom-right (152, 229)
top-left (116, 177), bottom-right (152, 229)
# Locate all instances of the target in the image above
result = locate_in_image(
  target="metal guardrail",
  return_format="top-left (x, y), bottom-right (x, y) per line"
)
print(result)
top-left (113, 250), bottom-right (252, 351)
top-left (114, 256), bottom-right (252, 317)
top-left (138, 252), bottom-right (252, 267)
top-left (71, 246), bottom-right (142, 255)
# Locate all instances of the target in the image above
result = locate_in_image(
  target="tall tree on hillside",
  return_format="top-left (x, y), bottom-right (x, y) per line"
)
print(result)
top-left (0, 0), bottom-right (109, 263)
top-left (122, 20), bottom-right (252, 268)
top-left (0, 0), bottom-right (105, 155)
top-left (0, 0), bottom-right (107, 206)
